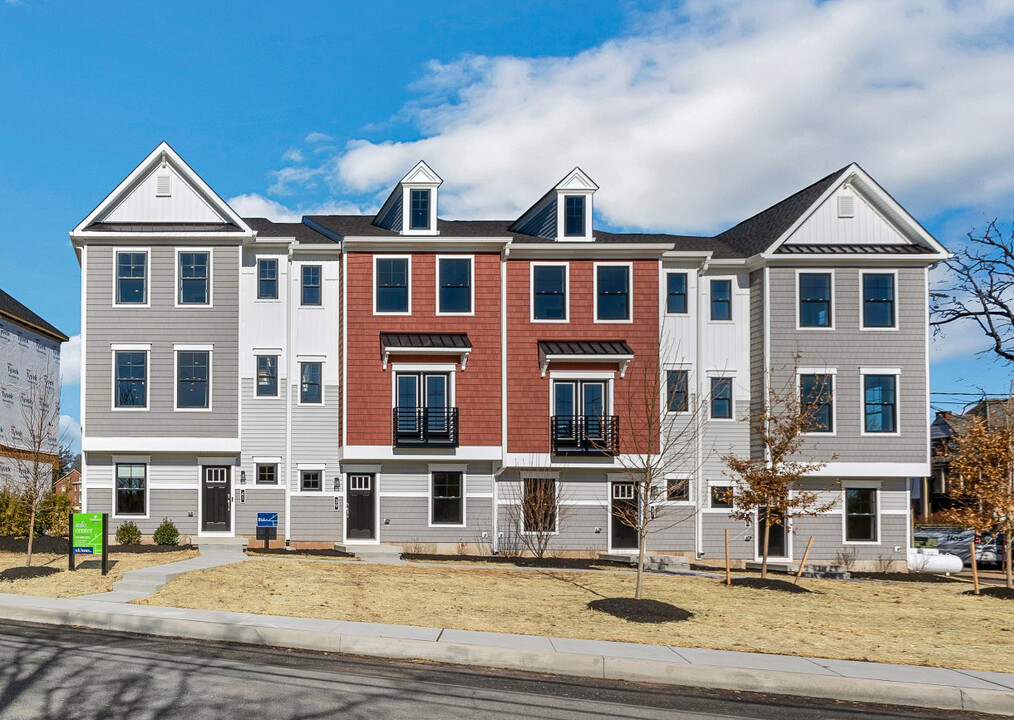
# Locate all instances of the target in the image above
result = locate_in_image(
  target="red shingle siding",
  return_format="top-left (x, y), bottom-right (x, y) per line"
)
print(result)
top-left (505, 259), bottom-right (660, 454)
top-left (345, 252), bottom-right (502, 447)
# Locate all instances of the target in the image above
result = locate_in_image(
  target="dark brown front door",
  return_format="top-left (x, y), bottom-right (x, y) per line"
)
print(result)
top-left (347, 474), bottom-right (375, 540)
top-left (202, 466), bottom-right (231, 532)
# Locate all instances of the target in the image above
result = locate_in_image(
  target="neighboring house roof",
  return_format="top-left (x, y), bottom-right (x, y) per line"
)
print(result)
top-left (0, 289), bottom-right (68, 342)
top-left (244, 218), bottom-right (337, 245)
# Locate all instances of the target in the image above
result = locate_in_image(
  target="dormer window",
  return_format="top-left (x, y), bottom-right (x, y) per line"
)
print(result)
top-left (410, 189), bottom-right (431, 231)
top-left (564, 196), bottom-right (586, 237)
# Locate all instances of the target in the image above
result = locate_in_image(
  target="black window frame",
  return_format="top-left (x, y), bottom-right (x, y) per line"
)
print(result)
top-left (114, 350), bottom-right (147, 408)
top-left (116, 251), bottom-right (147, 305)
top-left (596, 264), bottom-right (631, 321)
top-left (375, 257), bottom-right (410, 314)
top-left (532, 264), bottom-right (567, 321)
top-left (438, 257), bottom-right (472, 314)
top-left (710, 377), bottom-right (732, 419)
top-left (844, 487), bottom-right (878, 542)
top-left (178, 251), bottom-right (210, 305)
top-left (300, 361), bottom-right (323, 405)
top-left (176, 350), bottom-right (210, 409)
top-left (301, 264), bottom-right (322, 306)
top-left (300, 470), bottom-right (322, 492)
top-left (862, 273), bottom-right (896, 328)
top-left (710, 279), bottom-right (732, 321)
top-left (256, 464), bottom-right (278, 486)
top-left (864, 374), bottom-right (897, 433)
top-left (257, 258), bottom-right (278, 300)
top-left (666, 272), bottom-right (688, 314)
top-left (563, 195), bottom-right (586, 237)
top-left (410, 188), bottom-right (431, 231)
top-left (799, 272), bottom-right (832, 328)
top-left (800, 374), bottom-right (834, 433)
top-left (431, 471), bottom-right (464, 525)
top-left (522, 477), bottom-right (557, 533)
top-left (666, 477), bottom-right (690, 502)
top-left (666, 369), bottom-right (689, 413)
top-left (255, 355), bottom-right (278, 397)
top-left (115, 462), bottom-right (146, 516)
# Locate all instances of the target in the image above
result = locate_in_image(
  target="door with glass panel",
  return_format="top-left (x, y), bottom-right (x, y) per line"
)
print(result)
top-left (552, 380), bottom-right (608, 453)
top-left (395, 373), bottom-right (453, 445)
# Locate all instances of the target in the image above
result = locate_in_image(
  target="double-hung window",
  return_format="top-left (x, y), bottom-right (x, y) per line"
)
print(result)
top-left (666, 370), bottom-right (689, 413)
top-left (864, 374), bottom-right (897, 433)
top-left (596, 264), bottom-right (630, 321)
top-left (178, 251), bottom-right (210, 305)
top-left (522, 478), bottom-right (557, 533)
top-left (863, 273), bottom-right (896, 328)
top-left (845, 488), bottom-right (878, 542)
top-left (256, 355), bottom-right (278, 397)
top-left (710, 377), bottom-right (732, 419)
top-left (116, 251), bottom-right (147, 304)
top-left (431, 471), bottom-right (464, 525)
top-left (799, 272), bottom-right (832, 328)
top-left (177, 351), bottom-right (210, 409)
top-left (257, 259), bottom-right (278, 299)
top-left (564, 195), bottom-right (586, 237)
top-left (410, 189), bottom-right (431, 231)
top-left (438, 257), bottom-right (472, 314)
top-left (376, 257), bottom-right (409, 313)
top-left (301, 265), bottom-right (321, 306)
top-left (115, 463), bottom-right (146, 516)
top-left (256, 464), bottom-right (277, 485)
top-left (666, 272), bottom-right (688, 314)
top-left (532, 264), bottom-right (567, 320)
top-left (710, 279), bottom-right (732, 321)
top-left (114, 351), bottom-right (147, 408)
top-left (800, 374), bottom-right (833, 433)
top-left (300, 362), bottom-right (322, 404)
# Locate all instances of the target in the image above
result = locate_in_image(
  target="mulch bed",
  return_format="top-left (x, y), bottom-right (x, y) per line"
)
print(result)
top-left (247, 548), bottom-right (356, 558)
top-left (588, 597), bottom-right (694, 623)
top-left (964, 586), bottom-right (1014, 600)
top-left (853, 572), bottom-right (965, 584)
top-left (403, 554), bottom-right (620, 570)
top-left (108, 544), bottom-right (194, 553)
top-left (0, 536), bottom-right (69, 554)
top-left (0, 566), bottom-right (62, 582)
top-left (729, 577), bottom-right (811, 594)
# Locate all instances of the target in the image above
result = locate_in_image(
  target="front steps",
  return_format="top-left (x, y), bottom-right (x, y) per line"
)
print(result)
top-left (335, 544), bottom-right (406, 564)
top-left (598, 553), bottom-right (692, 573)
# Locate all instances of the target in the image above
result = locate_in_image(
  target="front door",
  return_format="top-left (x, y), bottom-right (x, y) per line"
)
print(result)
top-left (758, 507), bottom-right (788, 559)
top-left (201, 466), bottom-right (231, 532)
top-left (347, 474), bottom-right (376, 540)
top-left (610, 482), bottom-right (639, 551)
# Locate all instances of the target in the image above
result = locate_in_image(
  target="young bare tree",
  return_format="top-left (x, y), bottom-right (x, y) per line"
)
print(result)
top-left (10, 367), bottom-right (62, 567)
top-left (943, 416), bottom-right (1014, 589)
top-left (604, 336), bottom-right (710, 600)
top-left (722, 364), bottom-right (837, 579)
top-left (500, 473), bottom-right (570, 559)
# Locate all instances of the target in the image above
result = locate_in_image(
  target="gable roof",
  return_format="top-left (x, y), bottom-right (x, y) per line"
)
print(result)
top-left (0, 289), bottom-right (68, 342)
top-left (245, 218), bottom-right (337, 245)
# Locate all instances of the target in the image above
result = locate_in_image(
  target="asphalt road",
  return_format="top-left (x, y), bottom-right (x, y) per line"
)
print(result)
top-left (0, 620), bottom-right (999, 720)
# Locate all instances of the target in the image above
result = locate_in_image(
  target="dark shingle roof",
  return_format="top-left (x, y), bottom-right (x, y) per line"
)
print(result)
top-left (715, 167), bottom-right (847, 256)
top-left (776, 243), bottom-right (934, 255)
top-left (380, 333), bottom-right (472, 350)
top-left (0, 289), bottom-right (68, 342)
top-left (244, 218), bottom-right (336, 244)
top-left (538, 340), bottom-right (634, 356)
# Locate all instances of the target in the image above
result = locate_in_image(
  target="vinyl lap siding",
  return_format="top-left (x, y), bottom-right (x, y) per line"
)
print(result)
top-left (290, 495), bottom-right (341, 541)
top-left (380, 497), bottom-right (492, 543)
top-left (236, 490), bottom-right (285, 535)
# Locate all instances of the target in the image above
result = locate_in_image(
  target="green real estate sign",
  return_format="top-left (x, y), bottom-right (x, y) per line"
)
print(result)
top-left (72, 513), bottom-right (103, 555)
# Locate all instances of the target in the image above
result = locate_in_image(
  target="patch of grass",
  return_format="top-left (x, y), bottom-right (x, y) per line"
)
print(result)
top-left (139, 560), bottom-right (1014, 673)
top-left (0, 550), bottom-right (198, 597)
top-left (588, 597), bottom-right (693, 623)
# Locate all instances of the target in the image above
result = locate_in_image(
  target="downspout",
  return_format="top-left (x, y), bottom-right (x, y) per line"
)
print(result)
top-left (284, 244), bottom-right (294, 545)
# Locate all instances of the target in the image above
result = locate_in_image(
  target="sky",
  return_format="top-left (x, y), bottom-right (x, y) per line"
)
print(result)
top-left (1, 0), bottom-right (1013, 451)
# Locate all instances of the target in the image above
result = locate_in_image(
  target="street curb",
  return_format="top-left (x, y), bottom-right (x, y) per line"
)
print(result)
top-left (2, 601), bottom-right (1011, 717)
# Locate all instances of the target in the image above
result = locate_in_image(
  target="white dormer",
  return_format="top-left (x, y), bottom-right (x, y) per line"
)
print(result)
top-left (374, 161), bottom-right (442, 236)
top-left (510, 167), bottom-right (598, 241)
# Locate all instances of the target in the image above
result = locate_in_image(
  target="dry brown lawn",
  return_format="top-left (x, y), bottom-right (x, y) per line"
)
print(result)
top-left (140, 560), bottom-right (1013, 672)
top-left (0, 550), bottom-right (198, 598)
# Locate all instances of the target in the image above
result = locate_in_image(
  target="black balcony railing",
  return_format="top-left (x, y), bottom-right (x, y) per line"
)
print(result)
top-left (393, 407), bottom-right (459, 448)
top-left (550, 415), bottom-right (619, 456)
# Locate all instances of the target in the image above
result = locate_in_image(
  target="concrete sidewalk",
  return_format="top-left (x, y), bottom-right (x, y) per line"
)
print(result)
top-left (0, 592), bottom-right (1010, 717)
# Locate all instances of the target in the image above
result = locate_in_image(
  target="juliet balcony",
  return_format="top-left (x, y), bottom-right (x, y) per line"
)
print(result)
top-left (393, 407), bottom-right (460, 448)
top-left (550, 415), bottom-right (620, 456)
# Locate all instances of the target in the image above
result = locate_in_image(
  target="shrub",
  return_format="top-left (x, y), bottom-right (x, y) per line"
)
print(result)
top-left (0, 489), bottom-right (71, 537)
top-left (152, 518), bottom-right (179, 546)
top-left (0, 489), bottom-right (31, 538)
top-left (115, 521), bottom-right (142, 545)
top-left (36, 492), bottom-right (73, 536)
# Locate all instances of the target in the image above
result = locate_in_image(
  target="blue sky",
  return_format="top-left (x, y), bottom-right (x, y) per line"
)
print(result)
top-left (1, 0), bottom-right (1013, 449)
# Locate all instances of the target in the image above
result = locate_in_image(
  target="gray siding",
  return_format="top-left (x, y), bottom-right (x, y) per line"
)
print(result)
top-left (290, 495), bottom-right (342, 541)
top-left (767, 266), bottom-right (928, 464)
top-left (241, 379), bottom-right (286, 460)
top-left (88, 488), bottom-right (199, 537)
top-left (290, 384), bottom-right (340, 491)
top-left (749, 269), bottom-right (764, 458)
top-left (236, 490), bottom-right (286, 535)
top-left (84, 244), bottom-right (240, 438)
top-left (381, 497), bottom-right (492, 543)
top-left (514, 197), bottom-right (557, 238)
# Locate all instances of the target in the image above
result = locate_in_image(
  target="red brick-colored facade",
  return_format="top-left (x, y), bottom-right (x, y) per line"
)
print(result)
top-left (505, 258), bottom-right (660, 454)
top-left (344, 251), bottom-right (503, 447)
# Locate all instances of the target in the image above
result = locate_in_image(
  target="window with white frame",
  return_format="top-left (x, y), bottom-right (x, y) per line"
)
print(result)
top-left (710, 279), bottom-right (732, 321)
top-left (666, 476), bottom-right (690, 502)
top-left (864, 374), bottom-right (897, 433)
top-left (863, 273), bottom-right (896, 328)
top-left (799, 272), bottom-right (832, 327)
top-left (438, 257), bottom-right (472, 314)
top-left (666, 370), bottom-right (689, 413)
top-left (709, 483), bottom-right (732, 509)
top-left (300, 362), bottom-right (322, 404)
top-left (431, 471), bottom-right (463, 525)
top-left (115, 463), bottom-right (146, 516)
top-left (800, 374), bottom-right (833, 433)
top-left (710, 377), bottom-right (732, 419)
top-left (116, 251), bottom-right (147, 304)
top-left (257, 258), bottom-right (278, 299)
top-left (532, 264), bottom-right (567, 320)
top-left (256, 355), bottom-right (278, 397)
top-left (301, 265), bottom-right (322, 306)
top-left (256, 464), bottom-right (277, 485)
top-left (845, 488), bottom-right (878, 542)
top-left (666, 272), bottom-right (688, 314)
top-left (410, 189), bottom-right (431, 231)
top-left (375, 257), bottom-right (409, 313)
top-left (178, 251), bottom-right (210, 305)
top-left (177, 351), bottom-right (210, 409)
top-left (563, 195), bottom-right (586, 237)
top-left (115, 351), bottom-right (147, 408)
top-left (596, 265), bottom-right (630, 321)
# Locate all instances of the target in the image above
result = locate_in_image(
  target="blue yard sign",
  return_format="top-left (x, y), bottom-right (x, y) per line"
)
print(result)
top-left (257, 512), bottom-right (279, 528)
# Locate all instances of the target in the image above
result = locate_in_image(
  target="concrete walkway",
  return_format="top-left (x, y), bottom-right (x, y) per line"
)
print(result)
top-left (0, 590), bottom-right (1010, 716)
top-left (77, 541), bottom-right (248, 603)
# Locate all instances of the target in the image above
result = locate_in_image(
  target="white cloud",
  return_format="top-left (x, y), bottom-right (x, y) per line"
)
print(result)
top-left (60, 334), bottom-right (80, 386)
top-left (59, 414), bottom-right (81, 450)
top-left (227, 193), bottom-right (373, 222)
top-left (278, 0), bottom-right (1014, 233)
top-left (282, 148), bottom-right (305, 164)
top-left (305, 131), bottom-right (334, 144)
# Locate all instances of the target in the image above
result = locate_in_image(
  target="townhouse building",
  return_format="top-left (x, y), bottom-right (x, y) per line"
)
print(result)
top-left (73, 142), bottom-right (947, 569)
